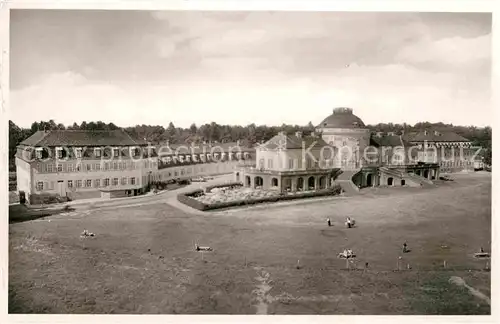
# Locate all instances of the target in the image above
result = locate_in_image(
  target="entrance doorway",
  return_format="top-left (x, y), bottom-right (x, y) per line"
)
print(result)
top-left (387, 177), bottom-right (394, 186)
top-left (307, 176), bottom-right (315, 190)
top-left (254, 176), bottom-right (264, 188)
top-left (366, 174), bottom-right (373, 187)
top-left (297, 178), bottom-right (304, 191)
top-left (57, 180), bottom-right (66, 197)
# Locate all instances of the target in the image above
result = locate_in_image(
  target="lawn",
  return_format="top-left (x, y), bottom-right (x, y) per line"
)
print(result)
top-left (8, 172), bottom-right (491, 314)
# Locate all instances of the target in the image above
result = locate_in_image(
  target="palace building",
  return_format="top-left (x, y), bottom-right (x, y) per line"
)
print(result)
top-left (16, 108), bottom-right (482, 203)
top-left (238, 108), bottom-right (445, 193)
top-left (16, 130), bottom-right (255, 203)
top-left (404, 130), bottom-right (479, 173)
top-left (235, 131), bottom-right (342, 192)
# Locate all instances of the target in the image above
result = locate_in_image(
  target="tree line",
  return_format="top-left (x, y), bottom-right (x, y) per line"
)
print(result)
top-left (9, 119), bottom-right (492, 170)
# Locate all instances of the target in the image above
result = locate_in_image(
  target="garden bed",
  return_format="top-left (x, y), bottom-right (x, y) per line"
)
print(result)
top-left (177, 184), bottom-right (342, 211)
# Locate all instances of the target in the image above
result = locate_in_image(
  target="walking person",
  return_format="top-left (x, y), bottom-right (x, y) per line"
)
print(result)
top-left (327, 218), bottom-right (331, 227)
top-left (402, 241), bottom-right (408, 253)
top-left (346, 217), bottom-right (352, 228)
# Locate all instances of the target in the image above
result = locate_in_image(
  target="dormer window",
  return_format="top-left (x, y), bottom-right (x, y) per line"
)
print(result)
top-left (113, 148), bottom-right (119, 157)
top-left (236, 152), bottom-right (242, 159)
top-left (244, 152), bottom-right (250, 159)
top-left (94, 148), bottom-right (102, 158)
top-left (179, 155), bottom-right (185, 162)
top-left (193, 155), bottom-right (198, 162)
top-left (207, 153), bottom-right (212, 160)
top-left (56, 147), bottom-right (63, 159)
top-left (75, 148), bottom-right (82, 159)
top-left (200, 155), bottom-right (206, 162)
top-left (173, 156), bottom-right (178, 163)
top-left (166, 156), bottom-right (172, 163)
top-left (186, 155), bottom-right (191, 162)
top-left (35, 148), bottom-right (43, 159)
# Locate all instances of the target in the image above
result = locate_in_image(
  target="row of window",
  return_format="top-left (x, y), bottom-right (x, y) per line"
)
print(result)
top-left (418, 148), bottom-right (474, 156)
top-left (160, 152), bottom-right (250, 164)
top-left (153, 163), bottom-right (237, 181)
top-left (35, 147), bottom-right (143, 159)
top-left (36, 177), bottom-right (137, 191)
top-left (439, 160), bottom-right (473, 166)
top-left (38, 161), bottom-right (157, 173)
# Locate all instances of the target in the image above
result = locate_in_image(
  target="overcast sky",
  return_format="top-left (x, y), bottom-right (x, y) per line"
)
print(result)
top-left (9, 10), bottom-right (492, 128)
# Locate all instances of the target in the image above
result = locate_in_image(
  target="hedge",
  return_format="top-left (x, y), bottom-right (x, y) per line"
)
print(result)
top-left (204, 181), bottom-right (243, 193)
top-left (177, 185), bottom-right (342, 211)
top-left (28, 193), bottom-right (70, 205)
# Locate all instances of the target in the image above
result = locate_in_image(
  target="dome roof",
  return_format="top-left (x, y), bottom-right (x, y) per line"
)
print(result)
top-left (318, 107), bottom-right (366, 129)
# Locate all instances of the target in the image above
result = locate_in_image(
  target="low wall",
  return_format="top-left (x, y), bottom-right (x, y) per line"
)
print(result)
top-left (68, 190), bottom-right (101, 200)
top-left (28, 193), bottom-right (69, 205)
top-left (204, 182), bottom-right (243, 193)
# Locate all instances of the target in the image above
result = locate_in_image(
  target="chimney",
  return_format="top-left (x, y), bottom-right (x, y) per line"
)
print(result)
top-left (434, 130), bottom-right (441, 136)
top-left (166, 140), bottom-right (170, 147)
top-left (236, 140), bottom-right (240, 146)
top-left (295, 131), bottom-right (302, 138)
top-left (375, 132), bottom-right (383, 137)
top-left (424, 130), bottom-right (428, 136)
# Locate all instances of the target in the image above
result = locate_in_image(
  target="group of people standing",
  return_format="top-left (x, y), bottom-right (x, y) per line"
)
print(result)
top-left (326, 217), bottom-right (353, 228)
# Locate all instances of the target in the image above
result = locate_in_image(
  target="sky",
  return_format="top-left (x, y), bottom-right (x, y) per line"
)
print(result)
top-left (9, 10), bottom-right (492, 128)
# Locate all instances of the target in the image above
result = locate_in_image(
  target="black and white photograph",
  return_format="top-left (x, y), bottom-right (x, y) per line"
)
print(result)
top-left (3, 1), bottom-right (495, 318)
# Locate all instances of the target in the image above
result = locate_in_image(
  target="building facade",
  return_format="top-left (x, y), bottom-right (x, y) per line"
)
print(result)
top-left (153, 141), bottom-right (255, 183)
top-left (404, 130), bottom-right (480, 173)
top-left (16, 130), bottom-right (256, 203)
top-left (238, 107), bottom-right (441, 193)
top-left (236, 131), bottom-right (341, 192)
top-left (16, 130), bottom-right (155, 202)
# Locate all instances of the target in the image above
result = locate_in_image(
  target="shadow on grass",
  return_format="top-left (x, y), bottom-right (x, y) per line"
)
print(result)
top-left (9, 204), bottom-right (75, 224)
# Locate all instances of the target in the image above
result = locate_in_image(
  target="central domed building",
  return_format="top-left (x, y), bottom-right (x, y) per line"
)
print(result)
top-left (316, 107), bottom-right (371, 169)
top-left (237, 107), bottom-right (441, 194)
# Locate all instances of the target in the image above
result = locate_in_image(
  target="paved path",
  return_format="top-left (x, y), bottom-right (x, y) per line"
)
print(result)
top-left (336, 170), bottom-right (361, 196)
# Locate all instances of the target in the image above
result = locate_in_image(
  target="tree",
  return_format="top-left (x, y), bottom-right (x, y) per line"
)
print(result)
top-left (69, 122), bottom-right (80, 130)
top-left (165, 122), bottom-right (177, 142)
top-left (189, 123), bottom-right (197, 135)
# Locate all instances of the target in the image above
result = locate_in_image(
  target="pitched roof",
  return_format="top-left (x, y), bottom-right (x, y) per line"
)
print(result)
top-left (261, 133), bottom-right (329, 150)
top-left (155, 142), bottom-right (255, 155)
top-left (19, 129), bottom-right (147, 147)
top-left (370, 134), bottom-right (410, 147)
top-left (405, 130), bottom-right (471, 142)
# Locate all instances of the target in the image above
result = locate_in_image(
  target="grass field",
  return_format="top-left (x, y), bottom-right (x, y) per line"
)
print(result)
top-left (8, 172), bottom-right (491, 314)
